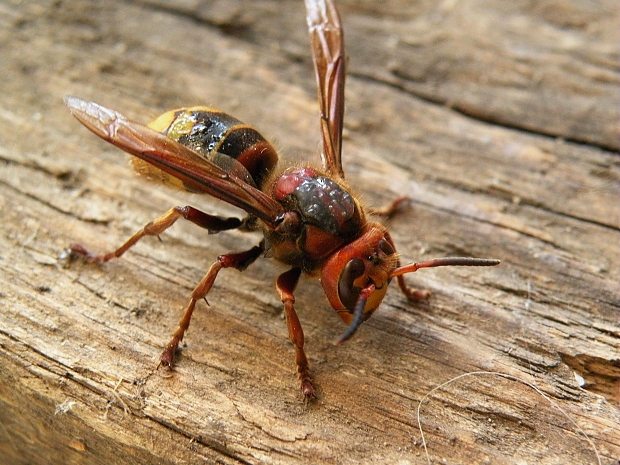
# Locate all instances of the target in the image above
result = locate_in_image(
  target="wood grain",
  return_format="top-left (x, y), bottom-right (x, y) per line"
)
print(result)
top-left (1, 0), bottom-right (618, 464)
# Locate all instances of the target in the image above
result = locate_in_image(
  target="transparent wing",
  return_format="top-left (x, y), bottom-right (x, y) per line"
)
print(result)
top-left (305, 0), bottom-right (346, 178)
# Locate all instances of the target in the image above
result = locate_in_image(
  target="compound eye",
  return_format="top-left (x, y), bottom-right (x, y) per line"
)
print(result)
top-left (378, 238), bottom-right (394, 256)
top-left (338, 258), bottom-right (365, 311)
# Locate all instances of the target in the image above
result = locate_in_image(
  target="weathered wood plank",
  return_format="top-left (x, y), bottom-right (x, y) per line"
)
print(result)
top-left (1, 0), bottom-right (618, 464)
top-left (146, 0), bottom-right (619, 150)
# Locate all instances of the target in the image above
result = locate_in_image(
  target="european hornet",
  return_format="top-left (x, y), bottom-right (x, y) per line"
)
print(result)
top-left (64, 0), bottom-right (499, 398)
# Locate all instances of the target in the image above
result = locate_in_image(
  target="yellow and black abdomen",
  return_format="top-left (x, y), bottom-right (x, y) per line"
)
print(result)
top-left (133, 107), bottom-right (278, 191)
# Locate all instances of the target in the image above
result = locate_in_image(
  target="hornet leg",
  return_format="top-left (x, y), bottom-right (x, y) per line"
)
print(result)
top-left (276, 267), bottom-right (315, 399)
top-left (67, 206), bottom-right (244, 263)
top-left (160, 241), bottom-right (265, 367)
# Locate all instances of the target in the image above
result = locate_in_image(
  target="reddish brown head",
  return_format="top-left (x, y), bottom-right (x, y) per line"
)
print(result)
top-left (321, 223), bottom-right (501, 344)
top-left (320, 223), bottom-right (398, 342)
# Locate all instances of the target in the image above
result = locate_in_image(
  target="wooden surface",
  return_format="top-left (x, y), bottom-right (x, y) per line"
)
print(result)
top-left (1, 0), bottom-right (618, 464)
